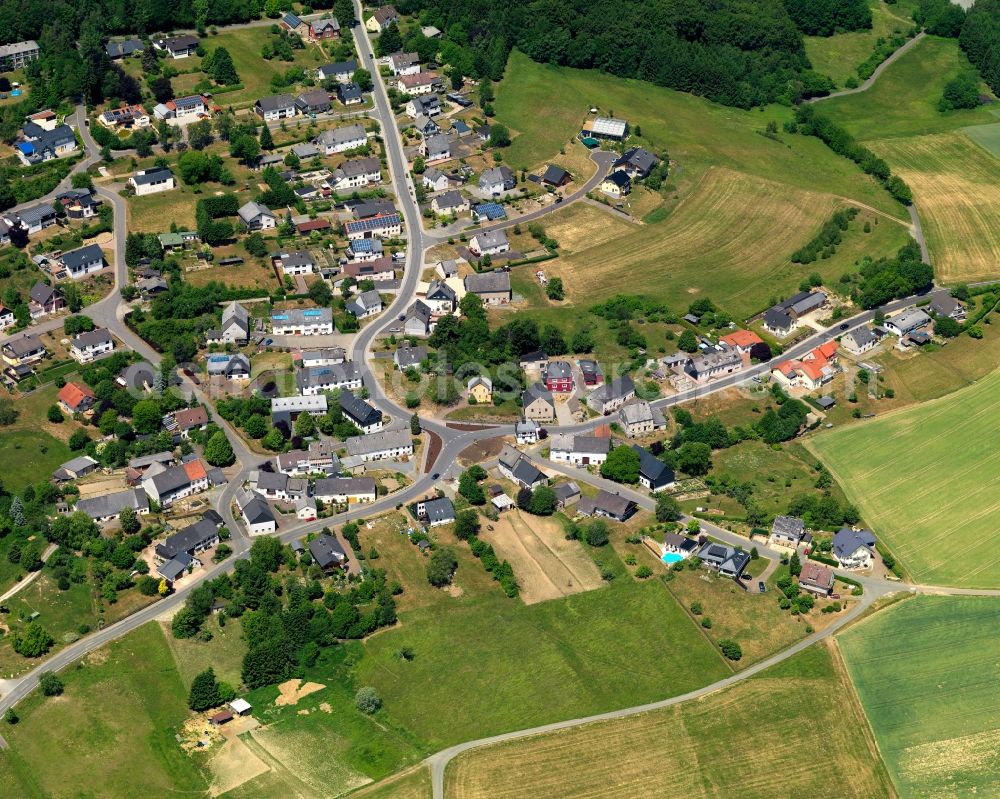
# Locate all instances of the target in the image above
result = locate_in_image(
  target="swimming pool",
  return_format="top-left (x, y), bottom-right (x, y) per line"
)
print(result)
top-left (662, 552), bottom-right (684, 564)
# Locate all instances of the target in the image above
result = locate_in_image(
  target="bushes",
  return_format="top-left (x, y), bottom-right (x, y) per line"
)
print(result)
top-left (355, 686), bottom-right (382, 714)
top-left (791, 207), bottom-right (858, 263)
top-left (427, 548), bottom-right (458, 587)
top-left (468, 534), bottom-right (519, 597)
top-left (719, 639), bottom-right (743, 661)
top-left (39, 672), bottom-right (64, 696)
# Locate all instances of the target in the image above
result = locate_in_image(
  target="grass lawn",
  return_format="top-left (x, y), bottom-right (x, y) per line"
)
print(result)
top-left (349, 767), bottom-right (431, 799)
top-left (356, 579), bottom-right (730, 750)
top-left (870, 131), bottom-right (1000, 282)
top-left (525, 169), bottom-right (910, 320)
top-left (445, 641), bottom-right (895, 799)
top-left (804, 0), bottom-right (918, 88)
top-left (160, 615), bottom-right (246, 687)
top-left (838, 595), bottom-right (1000, 798)
top-left (0, 428), bottom-right (70, 495)
top-left (0, 623), bottom-right (207, 798)
top-left (806, 368), bottom-right (1000, 587)
top-left (496, 49), bottom-right (906, 219)
top-left (128, 186), bottom-right (200, 233)
top-left (819, 36), bottom-right (997, 140)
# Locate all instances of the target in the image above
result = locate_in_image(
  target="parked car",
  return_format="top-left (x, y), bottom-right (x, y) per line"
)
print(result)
top-left (758, 581), bottom-right (766, 593)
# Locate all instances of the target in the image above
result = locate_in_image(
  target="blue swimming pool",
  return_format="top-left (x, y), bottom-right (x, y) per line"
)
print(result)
top-left (662, 552), bottom-right (684, 564)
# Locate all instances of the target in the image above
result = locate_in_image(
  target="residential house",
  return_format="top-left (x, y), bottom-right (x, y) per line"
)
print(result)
top-left (28, 282), bottom-right (64, 317)
top-left (885, 308), bottom-right (932, 337)
top-left (270, 395), bottom-right (328, 426)
top-left (467, 231), bottom-right (510, 259)
top-left (346, 430), bottom-right (413, 462)
top-left (205, 301), bottom-right (250, 345)
top-left (522, 383), bottom-right (556, 422)
top-left (167, 406), bottom-right (210, 439)
top-left (59, 244), bottom-right (105, 280)
top-left (662, 532), bottom-right (699, 560)
top-left (833, 527), bottom-right (877, 570)
top-left (421, 132), bottom-right (453, 162)
top-left (578, 359), bottom-right (603, 386)
top-left (273, 250), bottom-right (315, 276)
top-left (297, 362), bottom-right (362, 395)
top-left (841, 325), bottom-right (880, 355)
top-left (337, 82), bottom-right (364, 105)
top-left (719, 329), bottom-right (764, 356)
top-left (296, 496), bottom-right (318, 520)
top-left (552, 481), bottom-right (580, 509)
top-left (295, 89), bottom-right (332, 115)
top-left (153, 94), bottom-right (210, 121)
top-left (390, 52), bottom-right (421, 76)
top-left (314, 123), bottom-right (367, 155)
top-left (479, 165), bottom-right (515, 195)
top-left (254, 94), bottom-right (297, 121)
top-left (403, 300), bottom-right (432, 337)
top-left (619, 399), bottom-right (665, 437)
top-left (513, 420), bottom-right (538, 445)
top-left (600, 171), bottom-right (631, 198)
top-left (129, 167), bottom-right (175, 196)
top-left (431, 190), bottom-right (469, 216)
top-left (142, 459), bottom-right (210, 507)
top-left (468, 375), bottom-right (492, 404)
top-left (2, 333), bottom-right (47, 366)
top-left (416, 282), bottom-right (454, 317)
top-left (57, 381), bottom-right (97, 415)
top-left (347, 238), bottom-right (384, 261)
top-left (576, 489), bottom-right (636, 522)
top-left (270, 307), bottom-right (334, 335)
top-left (545, 360), bottom-right (574, 393)
top-left (346, 288), bottom-right (383, 319)
top-left (98, 104), bottom-right (150, 130)
top-left (763, 291), bottom-right (827, 336)
top-left (56, 188), bottom-right (102, 219)
top-left (8, 203), bottom-right (56, 234)
top-left (310, 533), bottom-right (349, 569)
top-left (366, 5), bottom-right (399, 32)
top-left (250, 471), bottom-right (306, 502)
top-left (395, 72), bottom-right (441, 95)
top-left (772, 341), bottom-right (839, 391)
top-left (697, 542), bottom-right (750, 579)
top-left (236, 488), bottom-right (278, 535)
top-left (153, 35), bottom-right (200, 58)
top-left (587, 375), bottom-right (636, 415)
top-left (0, 305), bottom-right (13, 330)
top-left (70, 328), bottom-right (114, 363)
top-left (684, 344), bottom-right (744, 384)
top-left (471, 202), bottom-right (506, 222)
top-left (345, 213), bottom-right (402, 240)
top-left (799, 562), bottom-right (835, 597)
top-left (340, 390), bottom-right (383, 433)
top-left (280, 12), bottom-right (308, 35)
top-left (770, 516), bottom-right (807, 548)
top-left (582, 116), bottom-right (628, 140)
top-left (930, 294), bottom-right (966, 321)
top-left (549, 435), bottom-right (610, 467)
top-left (406, 95), bottom-right (441, 118)
top-left (329, 157), bottom-right (381, 190)
top-left (313, 476), bottom-right (376, 504)
top-left (16, 124), bottom-right (77, 166)
top-left (316, 60), bottom-right (357, 83)
top-left (300, 348), bottom-right (346, 368)
top-left (542, 165), bottom-right (571, 187)
top-left (105, 39), bottom-right (143, 59)
top-left (498, 445), bottom-right (548, 490)
top-left (52, 455), bottom-right (100, 481)
top-left (418, 496), bottom-right (456, 527)
top-left (25, 110), bottom-right (57, 131)
top-left (632, 445), bottom-right (675, 492)
top-left (613, 147), bottom-right (659, 179)
top-left (309, 18), bottom-right (341, 40)
top-left (394, 344), bottom-right (428, 370)
top-left (157, 229), bottom-right (199, 251)
top-left (206, 353), bottom-right (251, 381)
top-left (74, 488), bottom-right (149, 523)
top-left (422, 167), bottom-right (451, 192)
top-left (343, 257), bottom-right (395, 282)
top-left (0, 40), bottom-right (40, 71)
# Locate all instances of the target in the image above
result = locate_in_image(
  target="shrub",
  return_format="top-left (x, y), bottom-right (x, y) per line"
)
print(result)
top-left (718, 639), bottom-right (742, 661)
top-left (355, 686), bottom-right (382, 714)
top-left (635, 565), bottom-right (653, 579)
top-left (39, 672), bottom-right (64, 696)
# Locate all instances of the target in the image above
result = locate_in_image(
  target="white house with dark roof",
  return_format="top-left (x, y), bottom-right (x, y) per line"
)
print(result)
top-left (70, 328), bottom-right (114, 363)
top-left (418, 496), bottom-right (456, 527)
top-left (549, 435), bottom-right (610, 467)
top-left (498, 445), bottom-right (548, 489)
top-left (297, 361), bottom-right (362, 395)
top-left (206, 302), bottom-right (250, 345)
top-left (522, 383), bottom-right (555, 422)
top-left (314, 123), bottom-right (367, 155)
top-left (770, 515), bottom-right (807, 548)
top-left (271, 307), bottom-right (334, 335)
top-left (346, 430), bottom-right (413, 462)
top-left (313, 476), bottom-right (376, 504)
top-left (468, 230), bottom-right (510, 258)
top-left (587, 376), bottom-right (636, 415)
top-left (340, 390), bottom-right (382, 433)
top-left (346, 289), bottom-right (383, 319)
top-left (885, 308), bottom-right (932, 337)
top-left (841, 325), bottom-right (879, 355)
top-left (74, 488), bottom-right (150, 523)
top-left (129, 167), bottom-right (175, 196)
top-left (254, 94), bottom-right (297, 121)
top-left (59, 244), bottom-right (105, 279)
top-left (153, 34), bottom-right (200, 58)
top-left (273, 250), bottom-right (315, 276)
top-left (238, 202), bottom-right (276, 231)
top-left (833, 527), bottom-right (877, 570)
top-left (316, 60), bottom-right (358, 83)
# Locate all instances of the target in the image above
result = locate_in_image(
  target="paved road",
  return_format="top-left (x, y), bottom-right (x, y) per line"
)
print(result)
top-left (807, 32), bottom-right (926, 102)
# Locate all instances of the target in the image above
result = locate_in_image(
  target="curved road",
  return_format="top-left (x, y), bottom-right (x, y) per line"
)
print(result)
top-left (807, 31), bottom-right (926, 103)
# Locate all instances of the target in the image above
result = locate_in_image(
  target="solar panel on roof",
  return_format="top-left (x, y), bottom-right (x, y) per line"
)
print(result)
top-left (272, 313), bottom-right (288, 320)
top-left (304, 309), bottom-right (321, 316)
top-left (209, 356), bottom-right (228, 363)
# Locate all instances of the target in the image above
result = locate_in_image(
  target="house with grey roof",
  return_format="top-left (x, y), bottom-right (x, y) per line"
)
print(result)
top-left (129, 167), bottom-right (175, 196)
top-left (497, 444), bottom-right (548, 489)
top-left (295, 89), bottom-right (332, 115)
top-left (464, 268), bottom-right (511, 302)
top-left (270, 307), bottom-right (334, 336)
top-left (479, 165), bottom-right (515, 195)
top-left (697, 542), bottom-right (750, 579)
top-left (314, 123), bottom-right (367, 154)
top-left (206, 353), bottom-right (251, 380)
top-left (468, 230), bottom-right (510, 259)
top-left (74, 488), bottom-right (150, 523)
top-left (885, 308), bottom-right (932, 337)
top-left (576, 489), bottom-right (636, 522)
top-left (587, 375), bottom-right (636, 415)
top-left (236, 488), bottom-right (277, 535)
top-left (206, 301), bottom-right (250, 345)
top-left (403, 300), bottom-right (432, 337)
top-left (70, 328), bottom-right (113, 363)
top-left (418, 496), bottom-right (456, 527)
top-left (632, 445), bottom-right (675, 492)
top-left (297, 361), bottom-right (362, 395)
top-left (929, 294), bottom-right (966, 320)
top-left (421, 132), bottom-right (454, 162)
top-left (613, 147), bottom-right (659, 179)
top-left (394, 345), bottom-right (428, 370)
top-left (770, 515), bottom-right (807, 548)
top-left (254, 94), bottom-right (297, 120)
top-left (340, 390), bottom-right (382, 433)
top-left (310, 533), bottom-right (348, 569)
top-left (346, 289), bottom-right (383, 319)
top-left (833, 527), bottom-right (877, 570)
top-left (52, 455), bottom-right (99, 481)
top-left (60, 244), bottom-right (105, 280)
top-left (841, 325), bottom-right (879, 355)
top-left (346, 430), bottom-right (413, 461)
top-left (238, 201), bottom-right (276, 231)
top-left (522, 383), bottom-right (555, 422)
top-left (549, 435), bottom-right (610, 467)
top-left (316, 60), bottom-right (357, 83)
top-left (312, 476), bottom-right (376, 504)
top-left (431, 189), bottom-right (469, 216)
top-left (619, 399), bottom-right (665, 437)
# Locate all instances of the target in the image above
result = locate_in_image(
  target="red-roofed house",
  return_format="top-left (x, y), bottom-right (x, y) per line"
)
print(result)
top-left (771, 342), bottom-right (839, 391)
top-left (170, 406), bottom-right (209, 437)
top-left (184, 459), bottom-right (208, 482)
top-left (296, 218), bottom-right (331, 235)
top-left (720, 330), bottom-right (763, 353)
top-left (58, 381), bottom-right (97, 415)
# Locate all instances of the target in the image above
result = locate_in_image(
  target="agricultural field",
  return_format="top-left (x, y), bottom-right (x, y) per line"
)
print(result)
top-left (532, 167), bottom-right (910, 320)
top-left (495, 50), bottom-right (907, 219)
top-left (807, 368), bottom-right (1000, 587)
top-left (485, 509), bottom-right (604, 604)
top-left (804, 0), bottom-right (917, 88)
top-left (838, 595), bottom-right (1000, 798)
top-left (355, 578), bottom-right (730, 750)
top-left (0, 623), bottom-right (207, 797)
top-left (870, 132), bottom-right (1000, 282)
top-left (819, 36), bottom-right (997, 140)
top-left (445, 641), bottom-right (895, 799)
top-left (350, 767), bottom-right (431, 799)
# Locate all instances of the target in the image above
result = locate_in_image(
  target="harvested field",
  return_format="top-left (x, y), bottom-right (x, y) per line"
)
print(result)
top-left (275, 679), bottom-right (326, 707)
top-left (208, 729), bottom-right (269, 797)
top-left (486, 509), bottom-right (604, 604)
top-left (871, 131), bottom-right (1000, 282)
top-left (807, 368), bottom-right (1000, 587)
top-left (446, 641), bottom-right (895, 799)
top-left (838, 595), bottom-right (1000, 798)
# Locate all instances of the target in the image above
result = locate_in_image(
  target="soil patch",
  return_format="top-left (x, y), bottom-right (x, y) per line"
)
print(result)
top-left (458, 436), bottom-right (506, 466)
top-left (275, 678), bottom-right (326, 707)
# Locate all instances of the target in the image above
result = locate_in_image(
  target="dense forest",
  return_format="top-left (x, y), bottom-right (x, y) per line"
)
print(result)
top-left (399, 0), bottom-right (833, 107)
top-left (781, 0), bottom-right (872, 36)
top-left (961, 0), bottom-right (1000, 94)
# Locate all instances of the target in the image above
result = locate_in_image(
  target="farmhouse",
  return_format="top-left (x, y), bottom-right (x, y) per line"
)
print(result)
top-left (619, 399), bottom-right (665, 437)
top-left (270, 307), bottom-right (334, 335)
top-left (549, 435), bottom-right (610, 467)
top-left (587, 375), bottom-right (636, 415)
top-left (576, 490), bottom-right (636, 522)
top-left (418, 496), bottom-right (457, 527)
top-left (70, 328), bottom-right (114, 363)
top-left (522, 382), bottom-right (556, 422)
top-left (763, 291), bottom-right (827, 336)
top-left (498, 445), bottom-right (548, 490)
top-left (340, 390), bottom-right (383, 433)
top-left (346, 430), bottom-right (413, 462)
top-left (799, 561), bottom-right (835, 597)
top-left (52, 455), bottom-right (99, 481)
top-left (58, 381), bottom-right (96, 415)
top-left (552, 481), bottom-right (581, 509)
top-left (74, 488), bottom-right (150, 523)
top-left (833, 527), bottom-right (877, 570)
top-left (313, 476), bottom-right (376, 504)
top-left (310, 534), bottom-right (349, 570)
top-left (464, 269), bottom-right (511, 302)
